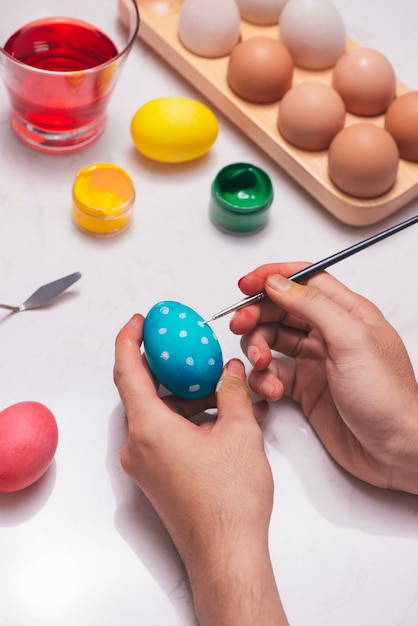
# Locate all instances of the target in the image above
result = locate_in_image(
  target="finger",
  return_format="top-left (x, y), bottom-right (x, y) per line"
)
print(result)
top-left (238, 261), bottom-right (362, 308)
top-left (230, 298), bottom-right (312, 336)
top-left (232, 262), bottom-right (312, 333)
top-left (238, 262), bottom-right (311, 295)
top-left (232, 262), bottom-right (384, 336)
top-left (253, 399), bottom-right (270, 422)
top-left (163, 392), bottom-right (217, 419)
top-left (231, 267), bottom-right (317, 335)
top-left (215, 359), bottom-right (260, 429)
top-left (114, 314), bottom-right (163, 419)
top-left (247, 366), bottom-right (287, 402)
top-left (240, 322), bottom-right (308, 369)
top-left (263, 274), bottom-right (374, 356)
top-left (306, 271), bottom-right (382, 320)
top-left (187, 397), bottom-right (269, 430)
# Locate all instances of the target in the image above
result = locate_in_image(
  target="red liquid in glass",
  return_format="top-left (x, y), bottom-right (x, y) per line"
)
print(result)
top-left (3, 18), bottom-right (118, 133)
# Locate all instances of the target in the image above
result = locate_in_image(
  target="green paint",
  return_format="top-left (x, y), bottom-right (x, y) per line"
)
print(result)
top-left (210, 163), bottom-right (273, 234)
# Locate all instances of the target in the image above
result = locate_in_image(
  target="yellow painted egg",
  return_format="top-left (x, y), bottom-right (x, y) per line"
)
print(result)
top-left (131, 97), bottom-right (218, 163)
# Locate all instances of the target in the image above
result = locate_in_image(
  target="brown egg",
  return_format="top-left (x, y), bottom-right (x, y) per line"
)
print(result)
top-left (227, 36), bottom-right (293, 103)
top-left (328, 123), bottom-right (399, 198)
top-left (384, 91), bottom-right (418, 161)
top-left (332, 48), bottom-right (396, 116)
top-left (277, 82), bottom-right (346, 150)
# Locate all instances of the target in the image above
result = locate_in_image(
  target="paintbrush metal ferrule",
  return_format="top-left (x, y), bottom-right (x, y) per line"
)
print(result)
top-left (206, 214), bottom-right (418, 323)
top-left (205, 291), bottom-right (265, 323)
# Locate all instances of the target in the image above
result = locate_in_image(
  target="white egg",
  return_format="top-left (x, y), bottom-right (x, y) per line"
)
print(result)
top-left (178, 0), bottom-right (241, 58)
top-left (279, 0), bottom-right (346, 69)
top-left (236, 0), bottom-right (289, 25)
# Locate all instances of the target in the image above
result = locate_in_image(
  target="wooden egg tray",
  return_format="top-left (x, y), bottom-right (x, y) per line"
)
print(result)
top-left (119, 0), bottom-right (418, 226)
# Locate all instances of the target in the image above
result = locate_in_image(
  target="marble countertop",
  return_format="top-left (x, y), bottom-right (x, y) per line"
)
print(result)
top-left (1, 1), bottom-right (417, 624)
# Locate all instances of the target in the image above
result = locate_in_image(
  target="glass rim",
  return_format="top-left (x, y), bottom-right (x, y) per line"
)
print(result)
top-left (0, 0), bottom-right (140, 76)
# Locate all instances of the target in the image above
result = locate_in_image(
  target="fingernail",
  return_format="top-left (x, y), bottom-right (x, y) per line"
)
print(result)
top-left (266, 274), bottom-right (293, 292)
top-left (247, 345), bottom-right (261, 367)
top-left (237, 276), bottom-right (247, 289)
top-left (226, 359), bottom-right (245, 379)
top-left (260, 381), bottom-right (277, 399)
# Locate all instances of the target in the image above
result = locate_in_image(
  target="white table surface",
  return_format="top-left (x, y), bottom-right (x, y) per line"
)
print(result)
top-left (1, 1), bottom-right (418, 624)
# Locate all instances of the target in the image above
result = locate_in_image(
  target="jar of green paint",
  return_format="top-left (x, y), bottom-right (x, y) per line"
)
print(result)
top-left (209, 163), bottom-right (274, 235)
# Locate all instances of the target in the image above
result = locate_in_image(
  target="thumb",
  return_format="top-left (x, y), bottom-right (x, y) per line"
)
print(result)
top-left (265, 273), bottom-right (361, 351)
top-left (215, 359), bottom-right (255, 426)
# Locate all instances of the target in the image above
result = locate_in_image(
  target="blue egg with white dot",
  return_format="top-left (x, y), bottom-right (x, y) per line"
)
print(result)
top-left (143, 300), bottom-right (223, 399)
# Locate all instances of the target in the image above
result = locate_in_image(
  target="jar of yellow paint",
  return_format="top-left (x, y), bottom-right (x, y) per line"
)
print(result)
top-left (72, 163), bottom-right (135, 237)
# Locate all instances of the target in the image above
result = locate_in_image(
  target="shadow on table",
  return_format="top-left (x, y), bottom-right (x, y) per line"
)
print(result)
top-left (264, 397), bottom-right (418, 538)
top-left (106, 403), bottom-right (198, 626)
top-left (0, 461), bottom-right (57, 526)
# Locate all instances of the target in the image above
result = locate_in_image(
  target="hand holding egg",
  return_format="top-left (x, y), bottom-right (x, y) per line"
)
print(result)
top-left (143, 301), bottom-right (223, 399)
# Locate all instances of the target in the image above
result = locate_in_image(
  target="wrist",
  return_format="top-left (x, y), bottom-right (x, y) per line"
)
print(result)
top-left (385, 387), bottom-right (418, 495)
top-left (183, 530), bottom-right (288, 626)
top-left (388, 441), bottom-right (418, 496)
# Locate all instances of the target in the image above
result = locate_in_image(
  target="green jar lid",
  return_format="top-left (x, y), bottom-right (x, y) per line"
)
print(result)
top-left (209, 163), bottom-right (274, 234)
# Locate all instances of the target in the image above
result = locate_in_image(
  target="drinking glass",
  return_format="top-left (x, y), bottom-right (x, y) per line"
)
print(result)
top-left (0, 0), bottom-right (139, 153)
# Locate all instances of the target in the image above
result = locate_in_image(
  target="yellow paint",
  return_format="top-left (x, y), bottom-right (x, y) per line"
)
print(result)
top-left (130, 97), bottom-right (218, 163)
top-left (72, 163), bottom-right (135, 237)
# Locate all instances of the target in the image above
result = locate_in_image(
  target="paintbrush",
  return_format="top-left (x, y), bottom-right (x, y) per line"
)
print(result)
top-left (205, 214), bottom-right (418, 323)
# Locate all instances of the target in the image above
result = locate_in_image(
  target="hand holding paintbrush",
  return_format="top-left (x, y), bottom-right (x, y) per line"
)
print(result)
top-left (205, 214), bottom-right (418, 323)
